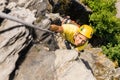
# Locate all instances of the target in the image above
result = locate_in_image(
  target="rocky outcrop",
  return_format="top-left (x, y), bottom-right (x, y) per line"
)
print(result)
top-left (8, 0), bottom-right (53, 17)
top-left (0, 0), bottom-right (52, 79)
top-left (0, 2), bottom-right (36, 80)
top-left (80, 48), bottom-right (119, 80)
top-left (13, 44), bottom-right (96, 80)
top-left (0, 0), bottom-right (120, 80)
top-left (0, 0), bottom-right (7, 12)
top-left (12, 45), bottom-right (120, 80)
top-left (55, 49), bottom-right (96, 80)
top-left (14, 44), bottom-right (56, 80)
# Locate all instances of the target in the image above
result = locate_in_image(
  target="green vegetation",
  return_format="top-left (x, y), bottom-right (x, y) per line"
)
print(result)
top-left (82, 0), bottom-right (120, 66)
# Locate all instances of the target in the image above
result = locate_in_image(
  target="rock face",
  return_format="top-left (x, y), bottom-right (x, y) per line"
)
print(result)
top-left (0, 0), bottom-right (7, 12)
top-left (12, 46), bottom-right (120, 80)
top-left (14, 44), bottom-right (56, 80)
top-left (0, 2), bottom-right (36, 80)
top-left (55, 49), bottom-right (96, 80)
top-left (80, 48), bottom-right (117, 80)
top-left (13, 45), bottom-right (96, 80)
top-left (0, 0), bottom-right (120, 80)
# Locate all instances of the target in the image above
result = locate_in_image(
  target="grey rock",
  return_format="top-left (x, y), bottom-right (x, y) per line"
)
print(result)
top-left (114, 68), bottom-right (120, 79)
top-left (0, 7), bottom-right (35, 80)
top-left (0, 0), bottom-right (7, 12)
top-left (6, 2), bottom-right (17, 10)
top-left (80, 48), bottom-right (117, 80)
top-left (14, 49), bottom-right (96, 80)
top-left (0, 0), bottom-right (120, 80)
top-left (14, 44), bottom-right (56, 80)
top-left (55, 49), bottom-right (96, 80)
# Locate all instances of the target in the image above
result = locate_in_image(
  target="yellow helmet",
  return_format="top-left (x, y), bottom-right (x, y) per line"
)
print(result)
top-left (79, 25), bottom-right (93, 39)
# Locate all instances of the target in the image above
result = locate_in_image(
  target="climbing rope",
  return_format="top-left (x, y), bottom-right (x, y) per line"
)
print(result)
top-left (0, 12), bottom-right (54, 33)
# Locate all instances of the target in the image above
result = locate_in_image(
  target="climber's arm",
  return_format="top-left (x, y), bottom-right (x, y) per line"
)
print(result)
top-left (50, 24), bottom-right (63, 33)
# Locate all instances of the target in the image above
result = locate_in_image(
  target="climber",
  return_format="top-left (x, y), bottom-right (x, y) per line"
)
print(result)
top-left (50, 17), bottom-right (94, 51)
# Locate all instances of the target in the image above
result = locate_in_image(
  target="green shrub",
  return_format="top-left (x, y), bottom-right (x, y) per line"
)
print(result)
top-left (82, 0), bottom-right (120, 66)
top-left (102, 44), bottom-right (120, 66)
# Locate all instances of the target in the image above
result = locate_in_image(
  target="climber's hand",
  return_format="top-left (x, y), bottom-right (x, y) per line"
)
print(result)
top-left (62, 16), bottom-right (71, 24)
top-left (50, 24), bottom-right (63, 33)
